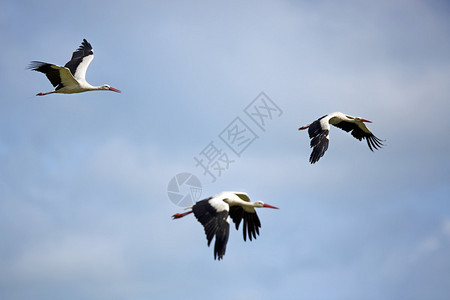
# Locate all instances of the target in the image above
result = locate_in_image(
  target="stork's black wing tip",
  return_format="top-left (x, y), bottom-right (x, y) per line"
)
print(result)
top-left (75, 39), bottom-right (93, 53)
top-left (82, 39), bottom-right (91, 47)
top-left (27, 61), bottom-right (44, 70)
top-left (366, 135), bottom-right (384, 151)
top-left (214, 253), bottom-right (224, 261)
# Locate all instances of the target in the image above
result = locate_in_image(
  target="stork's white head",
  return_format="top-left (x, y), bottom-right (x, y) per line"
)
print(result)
top-left (357, 117), bottom-right (372, 123)
top-left (346, 115), bottom-right (372, 123)
top-left (253, 201), bottom-right (279, 209)
top-left (100, 84), bottom-right (121, 93)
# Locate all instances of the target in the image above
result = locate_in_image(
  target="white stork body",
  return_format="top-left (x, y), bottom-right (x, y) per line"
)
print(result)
top-left (172, 191), bottom-right (279, 260)
top-left (29, 39), bottom-right (121, 96)
top-left (299, 112), bottom-right (384, 164)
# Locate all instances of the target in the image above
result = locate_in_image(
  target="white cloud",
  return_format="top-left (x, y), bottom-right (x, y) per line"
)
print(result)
top-left (1, 0), bottom-right (450, 299)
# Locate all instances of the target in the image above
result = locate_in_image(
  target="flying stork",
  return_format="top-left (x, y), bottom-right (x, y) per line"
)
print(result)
top-left (299, 112), bottom-right (384, 164)
top-left (29, 39), bottom-right (121, 95)
top-left (172, 191), bottom-right (279, 260)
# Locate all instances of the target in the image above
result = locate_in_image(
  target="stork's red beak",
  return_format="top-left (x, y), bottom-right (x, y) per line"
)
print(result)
top-left (360, 118), bottom-right (372, 123)
top-left (109, 87), bottom-right (122, 93)
top-left (263, 203), bottom-right (279, 209)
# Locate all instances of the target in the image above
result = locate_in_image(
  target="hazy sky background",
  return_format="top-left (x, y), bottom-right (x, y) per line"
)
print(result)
top-left (1, 0), bottom-right (449, 299)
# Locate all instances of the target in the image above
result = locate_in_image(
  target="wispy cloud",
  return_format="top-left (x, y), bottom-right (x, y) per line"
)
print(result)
top-left (1, 0), bottom-right (449, 299)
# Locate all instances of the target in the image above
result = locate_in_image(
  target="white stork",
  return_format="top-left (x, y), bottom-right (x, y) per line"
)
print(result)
top-left (172, 191), bottom-right (279, 260)
top-left (299, 112), bottom-right (384, 164)
top-left (29, 39), bottom-right (121, 96)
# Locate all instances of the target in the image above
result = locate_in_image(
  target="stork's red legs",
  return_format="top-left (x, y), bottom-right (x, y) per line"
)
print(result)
top-left (172, 210), bottom-right (193, 219)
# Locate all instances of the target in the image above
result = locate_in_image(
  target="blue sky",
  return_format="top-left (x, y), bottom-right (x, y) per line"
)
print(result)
top-left (1, 0), bottom-right (450, 299)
